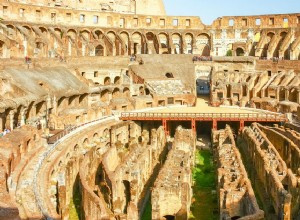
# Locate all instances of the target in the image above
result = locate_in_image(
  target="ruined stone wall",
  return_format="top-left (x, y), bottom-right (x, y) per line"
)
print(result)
top-left (210, 61), bottom-right (300, 113)
top-left (257, 124), bottom-right (300, 219)
top-left (151, 127), bottom-right (195, 220)
top-left (99, 125), bottom-right (166, 219)
top-left (0, 126), bottom-right (45, 219)
top-left (212, 125), bottom-right (264, 220)
top-left (242, 123), bottom-right (291, 219)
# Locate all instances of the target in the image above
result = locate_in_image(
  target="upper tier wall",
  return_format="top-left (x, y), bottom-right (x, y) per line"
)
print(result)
top-left (211, 13), bottom-right (300, 29)
top-left (7, 0), bottom-right (166, 16)
top-left (0, 2), bottom-right (203, 29)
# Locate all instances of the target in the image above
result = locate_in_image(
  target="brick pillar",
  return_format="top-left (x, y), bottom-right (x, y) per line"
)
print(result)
top-left (212, 119), bottom-right (217, 131)
top-left (191, 119), bottom-right (196, 135)
top-left (162, 119), bottom-right (169, 136)
top-left (239, 120), bottom-right (245, 132)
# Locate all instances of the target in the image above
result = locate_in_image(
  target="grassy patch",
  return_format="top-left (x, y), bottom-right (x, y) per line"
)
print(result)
top-left (69, 181), bottom-right (82, 220)
top-left (189, 150), bottom-right (218, 220)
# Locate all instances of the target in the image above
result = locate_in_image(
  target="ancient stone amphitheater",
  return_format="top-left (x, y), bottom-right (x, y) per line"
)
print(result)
top-left (0, 0), bottom-right (300, 220)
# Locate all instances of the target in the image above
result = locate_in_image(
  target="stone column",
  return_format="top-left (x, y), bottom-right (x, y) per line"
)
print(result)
top-left (9, 111), bottom-right (14, 130)
top-left (285, 89), bottom-right (289, 101)
top-left (0, 112), bottom-right (5, 131)
top-left (20, 109), bottom-right (27, 126)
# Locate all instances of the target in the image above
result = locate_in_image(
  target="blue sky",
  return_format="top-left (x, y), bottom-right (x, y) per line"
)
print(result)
top-left (163, 0), bottom-right (300, 24)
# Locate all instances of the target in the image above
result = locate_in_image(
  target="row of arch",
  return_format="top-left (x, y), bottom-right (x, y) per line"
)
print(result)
top-left (0, 23), bottom-right (212, 58)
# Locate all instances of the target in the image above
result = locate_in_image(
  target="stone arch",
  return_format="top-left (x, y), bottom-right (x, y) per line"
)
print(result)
top-left (158, 33), bottom-right (169, 53)
top-left (184, 33), bottom-right (193, 54)
top-left (94, 29), bottom-right (105, 39)
top-left (120, 31), bottom-right (130, 55)
top-left (146, 32), bottom-right (159, 54)
top-left (57, 97), bottom-right (66, 110)
top-left (6, 24), bottom-right (17, 38)
top-left (36, 101), bottom-right (46, 116)
top-left (114, 76), bottom-right (121, 85)
top-left (101, 89), bottom-right (110, 102)
top-left (74, 144), bottom-right (79, 152)
top-left (39, 26), bottom-right (49, 35)
top-left (289, 88), bottom-right (298, 103)
top-left (261, 32), bottom-right (275, 57)
top-left (93, 133), bottom-right (99, 143)
top-left (80, 30), bottom-right (91, 56)
top-left (171, 33), bottom-right (182, 54)
top-left (112, 88), bottom-right (120, 98)
top-left (139, 86), bottom-right (145, 95)
top-left (66, 29), bottom-right (77, 56)
top-left (107, 31), bottom-right (122, 55)
top-left (145, 88), bottom-right (150, 95)
top-left (123, 87), bottom-right (130, 97)
top-left (104, 77), bottom-right (111, 85)
top-left (196, 33), bottom-right (210, 56)
top-left (35, 40), bottom-right (47, 58)
top-left (79, 93), bottom-right (88, 104)
top-left (273, 31), bottom-right (288, 58)
top-left (95, 44), bottom-right (104, 56)
top-left (132, 32), bottom-right (143, 54)
top-left (236, 47), bottom-right (245, 56)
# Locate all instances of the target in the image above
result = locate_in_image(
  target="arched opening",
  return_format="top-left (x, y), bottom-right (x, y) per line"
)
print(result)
top-left (289, 89), bottom-right (298, 103)
top-left (145, 88), bottom-right (150, 95)
top-left (236, 47), bottom-right (244, 56)
top-left (164, 215), bottom-right (175, 220)
top-left (262, 32), bottom-right (275, 57)
top-left (139, 86), bottom-right (144, 95)
top-left (132, 32), bottom-right (142, 54)
top-left (165, 72), bottom-right (174, 78)
top-left (120, 32), bottom-right (130, 55)
top-left (159, 33), bottom-right (168, 54)
top-left (114, 76), bottom-right (121, 85)
top-left (101, 89), bottom-right (110, 102)
top-left (273, 32), bottom-right (287, 58)
top-left (104, 77), bottom-right (111, 85)
top-left (70, 174), bottom-right (82, 219)
top-left (112, 88), bottom-right (120, 98)
top-left (79, 94), bottom-right (88, 105)
top-left (95, 44), bottom-right (104, 56)
top-left (67, 29), bottom-right (77, 56)
top-left (146, 32), bottom-right (159, 54)
top-left (123, 87), bottom-right (130, 97)
top-left (196, 34), bottom-right (210, 56)
top-left (36, 101), bottom-right (46, 115)
top-left (172, 34), bottom-right (182, 54)
top-left (185, 34), bottom-right (193, 54)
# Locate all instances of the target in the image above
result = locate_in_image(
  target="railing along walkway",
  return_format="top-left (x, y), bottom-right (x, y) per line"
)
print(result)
top-left (120, 112), bottom-right (287, 122)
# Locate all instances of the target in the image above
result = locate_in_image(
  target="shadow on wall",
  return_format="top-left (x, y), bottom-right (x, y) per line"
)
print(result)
top-left (0, 206), bottom-right (20, 220)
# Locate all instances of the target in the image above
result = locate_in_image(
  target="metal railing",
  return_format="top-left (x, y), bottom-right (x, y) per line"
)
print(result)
top-left (120, 112), bottom-right (287, 121)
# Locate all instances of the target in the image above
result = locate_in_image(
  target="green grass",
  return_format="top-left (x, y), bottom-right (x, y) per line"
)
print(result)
top-left (69, 183), bottom-right (82, 220)
top-left (141, 199), bottom-right (152, 220)
top-left (189, 150), bottom-right (218, 220)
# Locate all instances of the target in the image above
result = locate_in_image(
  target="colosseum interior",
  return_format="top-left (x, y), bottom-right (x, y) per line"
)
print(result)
top-left (0, 0), bottom-right (300, 220)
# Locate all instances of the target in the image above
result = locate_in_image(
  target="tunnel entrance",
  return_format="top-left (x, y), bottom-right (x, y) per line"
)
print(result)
top-left (196, 77), bottom-right (210, 96)
top-left (164, 215), bottom-right (175, 220)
